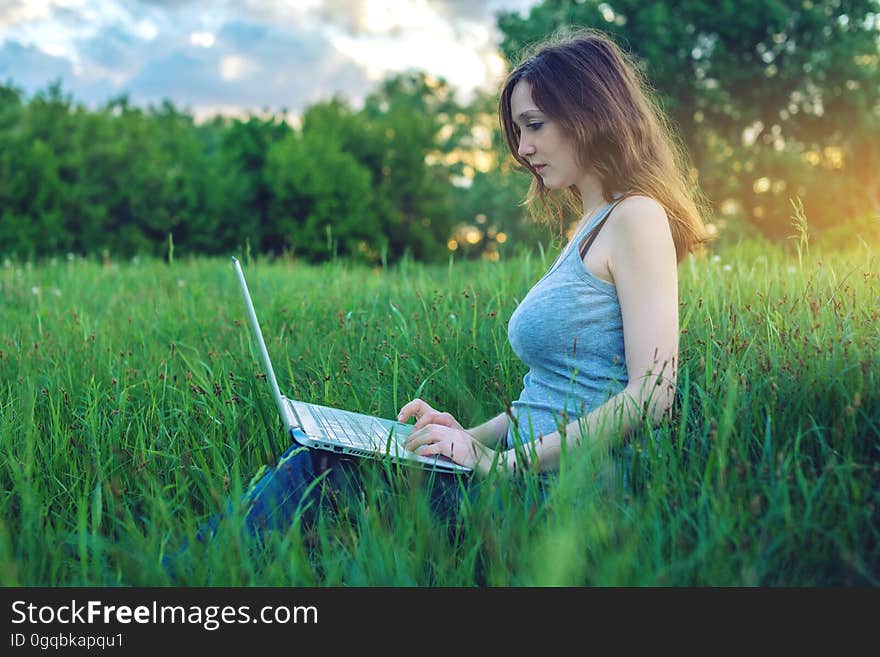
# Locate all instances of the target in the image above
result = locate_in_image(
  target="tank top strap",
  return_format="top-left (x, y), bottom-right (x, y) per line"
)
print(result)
top-left (570, 199), bottom-right (616, 245)
top-left (577, 192), bottom-right (638, 261)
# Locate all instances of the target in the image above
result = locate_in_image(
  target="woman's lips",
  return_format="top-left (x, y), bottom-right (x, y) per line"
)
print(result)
top-left (534, 164), bottom-right (546, 173)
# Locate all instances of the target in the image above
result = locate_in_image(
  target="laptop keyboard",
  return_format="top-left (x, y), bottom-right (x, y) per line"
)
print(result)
top-left (286, 399), bottom-right (470, 473)
top-left (305, 405), bottom-right (403, 450)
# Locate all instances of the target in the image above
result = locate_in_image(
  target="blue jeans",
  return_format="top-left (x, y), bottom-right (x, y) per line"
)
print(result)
top-left (168, 442), bottom-right (467, 559)
top-left (162, 444), bottom-right (357, 578)
top-left (197, 443), bottom-right (359, 541)
top-left (236, 445), bottom-right (471, 535)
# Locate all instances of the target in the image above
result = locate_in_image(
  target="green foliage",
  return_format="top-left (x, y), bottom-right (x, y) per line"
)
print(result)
top-left (0, 245), bottom-right (876, 585)
top-left (2, 3), bottom-right (878, 260)
top-left (360, 74), bottom-right (460, 261)
top-left (200, 113), bottom-right (289, 254)
top-left (0, 73), bottom-right (477, 264)
top-left (265, 130), bottom-right (375, 260)
top-left (0, 85), bottom-right (223, 258)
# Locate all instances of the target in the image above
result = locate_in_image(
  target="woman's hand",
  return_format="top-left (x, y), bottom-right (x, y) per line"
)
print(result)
top-left (397, 398), bottom-right (466, 432)
top-left (397, 398), bottom-right (507, 476)
top-left (405, 424), bottom-right (500, 475)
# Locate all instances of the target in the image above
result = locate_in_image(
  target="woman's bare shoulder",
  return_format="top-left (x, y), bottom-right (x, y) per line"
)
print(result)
top-left (607, 195), bottom-right (674, 275)
top-left (614, 194), bottom-right (667, 218)
top-left (610, 195), bottom-right (670, 237)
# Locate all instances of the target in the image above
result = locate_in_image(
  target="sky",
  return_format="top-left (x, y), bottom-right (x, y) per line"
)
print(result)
top-left (0, 0), bottom-right (542, 120)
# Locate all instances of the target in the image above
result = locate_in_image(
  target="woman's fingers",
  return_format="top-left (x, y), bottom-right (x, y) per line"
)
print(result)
top-left (413, 412), bottom-right (441, 430)
top-left (403, 425), bottom-right (481, 468)
top-left (409, 430), bottom-right (468, 465)
top-left (397, 399), bottom-right (466, 436)
top-left (397, 398), bottom-right (434, 424)
top-left (404, 424), bottom-right (445, 451)
top-left (414, 442), bottom-right (443, 457)
top-left (398, 398), bottom-right (451, 430)
top-left (437, 412), bottom-right (464, 431)
top-left (403, 426), bottom-right (431, 451)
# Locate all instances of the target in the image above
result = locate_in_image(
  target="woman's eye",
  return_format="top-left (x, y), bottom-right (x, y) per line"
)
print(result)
top-left (526, 122), bottom-right (543, 130)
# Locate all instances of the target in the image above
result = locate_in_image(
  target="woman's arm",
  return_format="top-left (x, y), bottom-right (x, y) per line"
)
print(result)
top-left (466, 413), bottom-right (510, 449)
top-left (506, 373), bottom-right (675, 473)
top-left (507, 196), bottom-right (679, 474)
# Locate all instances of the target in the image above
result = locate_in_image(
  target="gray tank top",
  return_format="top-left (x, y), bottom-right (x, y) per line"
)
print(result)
top-left (505, 195), bottom-right (632, 449)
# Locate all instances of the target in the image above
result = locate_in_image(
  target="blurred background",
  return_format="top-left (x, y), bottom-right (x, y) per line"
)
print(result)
top-left (1, 0), bottom-right (878, 263)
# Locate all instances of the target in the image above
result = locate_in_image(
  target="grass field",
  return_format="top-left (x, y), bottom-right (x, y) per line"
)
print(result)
top-left (1, 239), bottom-right (877, 586)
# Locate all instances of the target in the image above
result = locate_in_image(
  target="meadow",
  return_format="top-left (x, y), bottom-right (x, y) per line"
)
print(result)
top-left (1, 237), bottom-right (877, 586)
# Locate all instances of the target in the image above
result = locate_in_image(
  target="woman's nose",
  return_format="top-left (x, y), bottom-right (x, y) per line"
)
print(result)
top-left (518, 137), bottom-right (534, 158)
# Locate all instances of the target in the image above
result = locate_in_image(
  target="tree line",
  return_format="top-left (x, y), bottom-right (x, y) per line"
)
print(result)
top-left (2, 0), bottom-right (877, 262)
top-left (0, 74), bottom-right (529, 263)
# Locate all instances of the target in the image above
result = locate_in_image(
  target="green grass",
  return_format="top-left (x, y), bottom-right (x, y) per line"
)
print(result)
top-left (1, 240), bottom-right (877, 586)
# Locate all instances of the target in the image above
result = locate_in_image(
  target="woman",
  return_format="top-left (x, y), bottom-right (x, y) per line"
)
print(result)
top-left (399, 27), bottom-right (710, 475)
top-left (180, 28), bottom-right (710, 552)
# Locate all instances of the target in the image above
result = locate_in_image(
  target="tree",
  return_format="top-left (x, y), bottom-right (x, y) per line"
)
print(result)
top-left (360, 72), bottom-right (461, 262)
top-left (201, 113), bottom-right (291, 255)
top-left (264, 129), bottom-right (376, 261)
top-left (297, 79), bottom-right (465, 263)
top-left (0, 82), bottom-right (72, 256)
top-left (496, 0), bottom-right (880, 240)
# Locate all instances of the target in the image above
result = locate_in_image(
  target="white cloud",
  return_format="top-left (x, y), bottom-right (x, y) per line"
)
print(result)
top-left (219, 54), bottom-right (258, 80)
top-left (134, 18), bottom-right (158, 40)
top-left (0, 0), bottom-right (53, 29)
top-left (38, 41), bottom-right (67, 57)
top-left (189, 31), bottom-right (214, 47)
top-left (1, 0), bottom-right (542, 116)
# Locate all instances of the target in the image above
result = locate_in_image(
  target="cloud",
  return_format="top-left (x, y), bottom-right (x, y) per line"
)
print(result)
top-left (309, 0), bottom-right (535, 37)
top-left (0, 0), bottom-right (51, 30)
top-left (312, 0), bottom-right (369, 36)
top-left (0, 0), bottom-right (541, 118)
top-left (428, 0), bottom-right (526, 23)
top-left (1, 9), bottom-right (374, 117)
top-left (125, 19), bottom-right (373, 115)
top-left (0, 39), bottom-right (74, 89)
top-left (76, 21), bottom-right (148, 72)
top-left (0, 39), bottom-right (119, 103)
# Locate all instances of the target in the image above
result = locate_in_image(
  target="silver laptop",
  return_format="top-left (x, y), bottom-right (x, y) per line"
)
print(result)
top-left (232, 256), bottom-right (471, 475)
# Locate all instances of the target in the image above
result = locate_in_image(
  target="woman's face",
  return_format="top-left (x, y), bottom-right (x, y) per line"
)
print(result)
top-left (510, 79), bottom-right (584, 190)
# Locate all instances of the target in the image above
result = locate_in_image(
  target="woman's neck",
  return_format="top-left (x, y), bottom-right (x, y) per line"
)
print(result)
top-left (576, 172), bottom-right (605, 218)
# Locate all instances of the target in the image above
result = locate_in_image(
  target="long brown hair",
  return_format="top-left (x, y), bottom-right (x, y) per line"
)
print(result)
top-left (499, 27), bottom-right (712, 261)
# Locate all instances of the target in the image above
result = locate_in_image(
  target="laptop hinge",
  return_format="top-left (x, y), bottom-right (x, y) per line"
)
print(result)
top-left (282, 397), bottom-right (302, 431)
